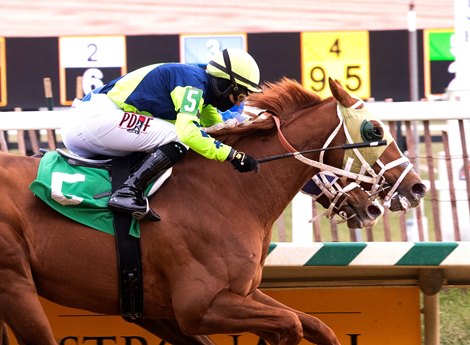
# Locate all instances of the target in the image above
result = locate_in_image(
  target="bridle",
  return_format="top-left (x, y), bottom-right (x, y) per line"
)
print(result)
top-left (305, 171), bottom-right (366, 224)
top-left (272, 98), bottom-right (415, 209)
top-left (272, 115), bottom-right (378, 184)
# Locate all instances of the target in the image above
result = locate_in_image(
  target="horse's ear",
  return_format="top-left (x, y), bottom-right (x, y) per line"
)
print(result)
top-left (328, 78), bottom-right (339, 97)
top-left (328, 77), bottom-right (362, 108)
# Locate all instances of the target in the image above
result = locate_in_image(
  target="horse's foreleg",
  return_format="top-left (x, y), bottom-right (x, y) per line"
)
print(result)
top-left (174, 289), bottom-right (303, 345)
top-left (0, 229), bottom-right (56, 345)
top-left (135, 318), bottom-right (215, 345)
top-left (250, 289), bottom-right (341, 345)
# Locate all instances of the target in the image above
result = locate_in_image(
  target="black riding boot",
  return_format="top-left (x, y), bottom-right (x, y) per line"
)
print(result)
top-left (108, 142), bottom-right (187, 221)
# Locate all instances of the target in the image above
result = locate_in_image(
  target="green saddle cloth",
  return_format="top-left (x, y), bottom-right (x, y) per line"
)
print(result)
top-left (29, 151), bottom-right (141, 238)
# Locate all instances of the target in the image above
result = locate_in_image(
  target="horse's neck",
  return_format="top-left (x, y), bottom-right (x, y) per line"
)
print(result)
top-left (228, 101), bottom-right (341, 227)
top-left (238, 158), bottom-right (310, 224)
top-left (160, 100), bottom-right (340, 234)
top-left (252, 100), bottom-right (345, 215)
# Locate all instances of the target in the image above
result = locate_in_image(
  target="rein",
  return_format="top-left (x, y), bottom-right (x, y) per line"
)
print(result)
top-left (336, 100), bottom-right (415, 205)
top-left (308, 171), bottom-right (362, 224)
top-left (257, 140), bottom-right (387, 164)
top-left (270, 114), bottom-right (378, 221)
top-left (269, 99), bottom-right (415, 209)
top-left (271, 115), bottom-right (378, 185)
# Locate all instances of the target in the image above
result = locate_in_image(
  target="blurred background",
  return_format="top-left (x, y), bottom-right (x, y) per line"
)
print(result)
top-left (1, 2), bottom-right (469, 344)
top-left (0, 0), bottom-right (455, 36)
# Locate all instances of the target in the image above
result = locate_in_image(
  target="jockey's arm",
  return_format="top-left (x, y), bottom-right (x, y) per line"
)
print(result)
top-left (171, 86), bottom-right (232, 162)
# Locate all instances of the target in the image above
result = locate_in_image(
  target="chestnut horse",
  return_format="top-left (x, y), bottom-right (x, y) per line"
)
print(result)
top-left (0, 78), bottom-right (425, 345)
top-left (302, 171), bottom-right (384, 229)
top-left (206, 114), bottom-right (384, 230)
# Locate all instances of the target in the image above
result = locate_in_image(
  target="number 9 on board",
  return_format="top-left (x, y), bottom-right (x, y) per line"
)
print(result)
top-left (301, 31), bottom-right (370, 100)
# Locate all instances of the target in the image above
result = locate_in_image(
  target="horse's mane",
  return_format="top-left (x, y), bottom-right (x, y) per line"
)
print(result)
top-left (211, 78), bottom-right (323, 144)
top-left (248, 77), bottom-right (322, 119)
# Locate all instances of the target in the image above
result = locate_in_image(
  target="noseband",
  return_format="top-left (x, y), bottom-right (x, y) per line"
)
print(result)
top-left (272, 99), bottom-right (415, 209)
top-left (306, 171), bottom-right (365, 224)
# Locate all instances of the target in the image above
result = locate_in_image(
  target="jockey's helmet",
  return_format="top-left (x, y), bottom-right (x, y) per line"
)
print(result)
top-left (207, 49), bottom-right (262, 93)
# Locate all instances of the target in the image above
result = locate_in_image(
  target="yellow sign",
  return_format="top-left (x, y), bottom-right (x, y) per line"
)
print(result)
top-left (8, 287), bottom-right (420, 345)
top-left (301, 31), bottom-right (370, 100)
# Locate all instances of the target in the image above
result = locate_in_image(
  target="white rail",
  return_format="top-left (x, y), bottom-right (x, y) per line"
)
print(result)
top-left (2, 101), bottom-right (470, 130)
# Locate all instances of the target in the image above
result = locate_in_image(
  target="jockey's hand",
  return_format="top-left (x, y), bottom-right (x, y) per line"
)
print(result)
top-left (228, 149), bottom-right (259, 173)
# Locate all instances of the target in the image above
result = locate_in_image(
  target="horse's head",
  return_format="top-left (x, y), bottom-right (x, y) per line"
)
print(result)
top-left (304, 172), bottom-right (384, 229)
top-left (328, 78), bottom-right (427, 212)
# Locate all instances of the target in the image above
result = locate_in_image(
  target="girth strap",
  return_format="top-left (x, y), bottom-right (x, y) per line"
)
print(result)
top-left (111, 157), bottom-right (144, 322)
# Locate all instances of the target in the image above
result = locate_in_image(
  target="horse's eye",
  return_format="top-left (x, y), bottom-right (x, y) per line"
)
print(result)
top-left (360, 120), bottom-right (384, 142)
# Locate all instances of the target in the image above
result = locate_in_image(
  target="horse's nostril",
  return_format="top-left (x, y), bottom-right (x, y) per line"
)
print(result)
top-left (411, 183), bottom-right (427, 198)
top-left (367, 204), bottom-right (383, 218)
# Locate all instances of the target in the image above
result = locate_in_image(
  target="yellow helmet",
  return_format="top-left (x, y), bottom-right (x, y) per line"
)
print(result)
top-left (207, 49), bottom-right (262, 93)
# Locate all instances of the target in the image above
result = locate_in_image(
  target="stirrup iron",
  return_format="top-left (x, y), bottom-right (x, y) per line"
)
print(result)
top-left (130, 199), bottom-right (161, 222)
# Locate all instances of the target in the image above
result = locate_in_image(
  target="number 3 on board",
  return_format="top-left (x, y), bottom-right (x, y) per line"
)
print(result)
top-left (301, 31), bottom-right (370, 100)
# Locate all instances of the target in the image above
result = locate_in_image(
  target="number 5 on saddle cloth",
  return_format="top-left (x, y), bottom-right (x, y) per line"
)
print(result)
top-left (29, 149), bottom-right (172, 321)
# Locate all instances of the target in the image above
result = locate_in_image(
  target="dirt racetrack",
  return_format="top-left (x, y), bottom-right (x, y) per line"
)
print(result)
top-left (0, 0), bottom-right (454, 37)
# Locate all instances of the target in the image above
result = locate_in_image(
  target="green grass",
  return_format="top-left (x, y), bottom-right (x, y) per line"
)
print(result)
top-left (439, 288), bottom-right (470, 345)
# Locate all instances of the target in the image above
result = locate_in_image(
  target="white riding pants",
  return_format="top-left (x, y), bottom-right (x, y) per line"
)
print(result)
top-left (61, 93), bottom-right (180, 158)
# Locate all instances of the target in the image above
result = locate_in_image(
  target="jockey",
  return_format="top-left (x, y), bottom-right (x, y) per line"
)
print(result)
top-left (61, 48), bottom-right (262, 221)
